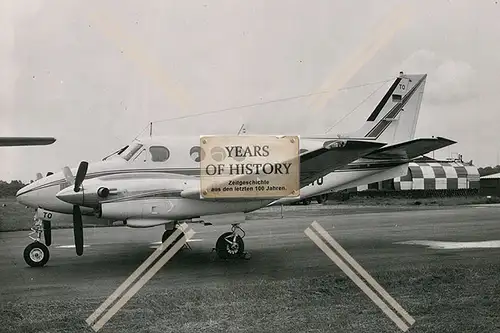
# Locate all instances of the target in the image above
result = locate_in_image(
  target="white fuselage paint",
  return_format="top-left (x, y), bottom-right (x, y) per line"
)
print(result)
top-left (16, 135), bottom-right (408, 224)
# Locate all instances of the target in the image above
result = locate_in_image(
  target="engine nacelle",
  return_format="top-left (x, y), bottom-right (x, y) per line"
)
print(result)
top-left (100, 199), bottom-right (174, 220)
top-left (99, 197), bottom-right (266, 226)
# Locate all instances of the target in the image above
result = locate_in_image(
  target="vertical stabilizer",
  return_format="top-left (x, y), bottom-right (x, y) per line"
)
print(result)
top-left (347, 72), bottom-right (427, 144)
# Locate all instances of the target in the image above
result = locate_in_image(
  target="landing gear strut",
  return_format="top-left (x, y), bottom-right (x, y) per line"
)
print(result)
top-left (215, 224), bottom-right (248, 259)
top-left (23, 215), bottom-right (51, 267)
top-left (161, 222), bottom-right (190, 251)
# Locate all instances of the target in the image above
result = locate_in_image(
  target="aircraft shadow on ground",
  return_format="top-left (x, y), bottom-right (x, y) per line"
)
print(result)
top-left (19, 243), bottom-right (336, 282)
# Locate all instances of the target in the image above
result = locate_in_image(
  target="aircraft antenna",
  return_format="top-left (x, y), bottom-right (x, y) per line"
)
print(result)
top-left (150, 77), bottom-right (396, 125)
top-left (324, 79), bottom-right (389, 134)
top-left (149, 122), bottom-right (153, 137)
top-left (237, 124), bottom-right (246, 135)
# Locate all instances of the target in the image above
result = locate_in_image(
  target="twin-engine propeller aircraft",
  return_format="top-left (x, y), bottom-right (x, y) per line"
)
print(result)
top-left (16, 72), bottom-right (456, 267)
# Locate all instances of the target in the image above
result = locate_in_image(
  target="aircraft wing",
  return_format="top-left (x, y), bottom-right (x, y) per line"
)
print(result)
top-left (180, 139), bottom-right (386, 200)
top-left (0, 137), bottom-right (56, 146)
top-left (361, 136), bottom-right (456, 161)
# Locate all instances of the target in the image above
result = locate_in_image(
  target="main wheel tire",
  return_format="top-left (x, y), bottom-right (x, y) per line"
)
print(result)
top-left (316, 194), bottom-right (328, 204)
top-left (162, 229), bottom-right (185, 251)
top-left (23, 242), bottom-right (50, 267)
top-left (216, 232), bottom-right (244, 259)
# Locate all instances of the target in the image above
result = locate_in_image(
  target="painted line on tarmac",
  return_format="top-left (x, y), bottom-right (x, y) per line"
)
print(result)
top-left (55, 245), bottom-right (90, 249)
top-left (149, 238), bottom-right (201, 249)
top-left (396, 240), bottom-right (500, 249)
top-left (149, 238), bottom-right (203, 245)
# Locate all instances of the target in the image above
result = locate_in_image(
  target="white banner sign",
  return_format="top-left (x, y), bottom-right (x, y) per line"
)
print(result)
top-left (200, 135), bottom-right (300, 199)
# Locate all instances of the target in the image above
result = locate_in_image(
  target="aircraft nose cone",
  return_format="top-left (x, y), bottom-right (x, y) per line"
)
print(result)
top-left (16, 183), bottom-right (35, 206)
top-left (56, 187), bottom-right (83, 205)
top-left (16, 187), bottom-right (26, 199)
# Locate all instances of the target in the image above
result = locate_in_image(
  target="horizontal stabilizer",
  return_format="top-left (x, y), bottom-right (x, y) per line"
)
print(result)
top-left (181, 139), bottom-right (386, 200)
top-left (363, 137), bottom-right (456, 161)
top-left (298, 139), bottom-right (385, 186)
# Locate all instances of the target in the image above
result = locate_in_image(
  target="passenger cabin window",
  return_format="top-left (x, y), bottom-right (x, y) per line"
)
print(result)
top-left (149, 146), bottom-right (170, 162)
top-left (189, 146), bottom-right (205, 162)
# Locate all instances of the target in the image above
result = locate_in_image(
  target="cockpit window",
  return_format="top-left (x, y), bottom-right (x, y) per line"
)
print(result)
top-left (120, 143), bottom-right (143, 161)
top-left (102, 145), bottom-right (129, 161)
top-left (117, 145), bottom-right (129, 155)
top-left (133, 148), bottom-right (146, 162)
top-left (149, 146), bottom-right (170, 162)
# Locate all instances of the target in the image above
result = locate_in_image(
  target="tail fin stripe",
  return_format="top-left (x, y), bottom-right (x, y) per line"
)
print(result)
top-left (366, 77), bottom-right (402, 121)
top-left (365, 75), bottom-right (426, 139)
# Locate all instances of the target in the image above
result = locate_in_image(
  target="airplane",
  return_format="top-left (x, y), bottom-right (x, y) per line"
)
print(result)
top-left (0, 137), bottom-right (56, 146)
top-left (15, 72), bottom-right (456, 267)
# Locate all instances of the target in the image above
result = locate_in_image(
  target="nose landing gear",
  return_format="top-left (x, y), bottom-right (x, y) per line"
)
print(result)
top-left (24, 242), bottom-right (49, 267)
top-left (24, 215), bottom-right (51, 267)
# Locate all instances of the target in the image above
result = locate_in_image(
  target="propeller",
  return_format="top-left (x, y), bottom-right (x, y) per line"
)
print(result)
top-left (74, 161), bottom-right (88, 192)
top-left (61, 161), bottom-right (89, 256)
top-left (73, 205), bottom-right (84, 256)
top-left (73, 161), bottom-right (88, 255)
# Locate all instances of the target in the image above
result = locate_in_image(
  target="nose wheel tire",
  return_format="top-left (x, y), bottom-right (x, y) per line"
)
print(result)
top-left (216, 232), bottom-right (245, 259)
top-left (24, 242), bottom-right (50, 267)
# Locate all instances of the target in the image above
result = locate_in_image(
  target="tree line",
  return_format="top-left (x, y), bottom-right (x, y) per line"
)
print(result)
top-left (0, 180), bottom-right (28, 197)
top-left (478, 166), bottom-right (500, 177)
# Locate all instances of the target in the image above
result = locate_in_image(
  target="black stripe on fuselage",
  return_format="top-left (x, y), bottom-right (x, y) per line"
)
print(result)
top-left (366, 77), bottom-right (402, 121)
top-left (19, 161), bottom-right (409, 196)
top-left (101, 190), bottom-right (184, 204)
top-left (17, 168), bottom-right (199, 195)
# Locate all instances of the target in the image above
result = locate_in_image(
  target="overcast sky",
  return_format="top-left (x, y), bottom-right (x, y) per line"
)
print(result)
top-left (1, 0), bottom-right (498, 182)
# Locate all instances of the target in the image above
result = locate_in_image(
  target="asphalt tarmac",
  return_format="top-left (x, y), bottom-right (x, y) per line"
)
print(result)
top-left (1, 204), bottom-right (500, 333)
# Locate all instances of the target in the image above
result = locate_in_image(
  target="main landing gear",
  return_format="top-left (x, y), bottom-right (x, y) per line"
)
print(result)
top-left (162, 222), bottom-right (250, 260)
top-left (23, 216), bottom-right (51, 267)
top-left (214, 224), bottom-right (250, 260)
top-left (161, 223), bottom-right (191, 251)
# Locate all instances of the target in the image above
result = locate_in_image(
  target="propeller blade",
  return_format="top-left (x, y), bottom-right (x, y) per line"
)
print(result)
top-left (74, 161), bottom-right (89, 192)
top-left (62, 166), bottom-right (75, 185)
top-left (72, 205), bottom-right (84, 256)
